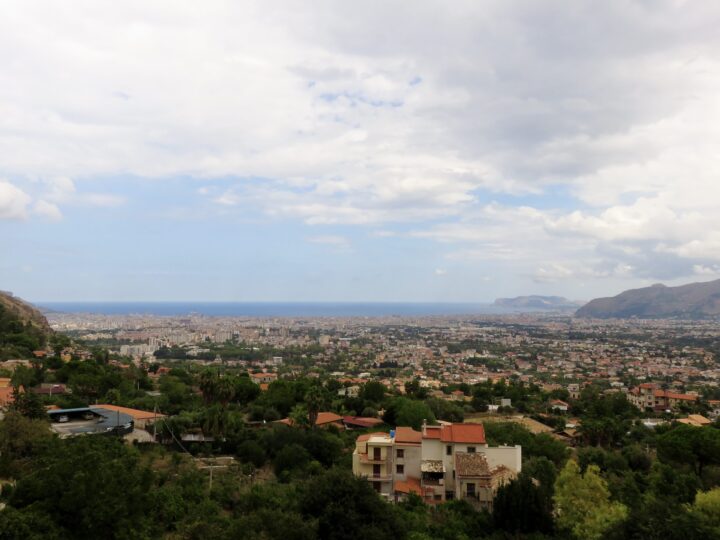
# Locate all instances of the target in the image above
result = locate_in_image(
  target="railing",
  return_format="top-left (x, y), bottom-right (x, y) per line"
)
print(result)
top-left (422, 478), bottom-right (444, 487)
top-left (364, 473), bottom-right (392, 482)
top-left (360, 453), bottom-right (391, 465)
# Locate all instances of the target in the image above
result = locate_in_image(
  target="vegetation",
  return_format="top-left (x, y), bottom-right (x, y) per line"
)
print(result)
top-left (1, 338), bottom-right (720, 539)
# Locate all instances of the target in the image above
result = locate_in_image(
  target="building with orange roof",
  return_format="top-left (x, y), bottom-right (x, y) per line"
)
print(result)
top-left (353, 421), bottom-right (521, 508)
top-left (91, 404), bottom-right (165, 429)
top-left (276, 411), bottom-right (344, 429)
top-left (677, 414), bottom-right (712, 427)
top-left (629, 383), bottom-right (699, 411)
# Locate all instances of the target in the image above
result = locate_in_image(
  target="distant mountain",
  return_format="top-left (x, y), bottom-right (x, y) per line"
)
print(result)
top-left (0, 290), bottom-right (53, 359)
top-left (576, 279), bottom-right (720, 319)
top-left (493, 295), bottom-right (582, 311)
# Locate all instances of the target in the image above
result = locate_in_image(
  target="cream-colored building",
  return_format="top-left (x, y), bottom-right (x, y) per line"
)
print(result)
top-left (353, 422), bottom-right (521, 510)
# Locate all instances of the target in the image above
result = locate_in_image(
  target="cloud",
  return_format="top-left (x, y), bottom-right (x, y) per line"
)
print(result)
top-left (434, 268), bottom-right (447, 276)
top-left (4, 2), bottom-right (720, 292)
top-left (0, 180), bottom-right (31, 220)
top-left (41, 177), bottom-right (125, 208)
top-left (33, 199), bottom-right (63, 220)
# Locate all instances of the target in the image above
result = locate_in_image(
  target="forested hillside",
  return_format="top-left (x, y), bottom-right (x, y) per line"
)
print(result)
top-left (0, 292), bottom-right (51, 360)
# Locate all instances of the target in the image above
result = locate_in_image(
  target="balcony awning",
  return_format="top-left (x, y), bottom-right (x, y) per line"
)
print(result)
top-left (421, 459), bottom-right (445, 473)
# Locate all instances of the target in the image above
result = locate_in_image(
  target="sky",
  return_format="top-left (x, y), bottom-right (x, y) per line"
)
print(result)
top-left (3, 1), bottom-right (720, 302)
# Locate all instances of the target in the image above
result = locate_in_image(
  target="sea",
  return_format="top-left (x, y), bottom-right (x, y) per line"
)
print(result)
top-left (38, 302), bottom-right (514, 318)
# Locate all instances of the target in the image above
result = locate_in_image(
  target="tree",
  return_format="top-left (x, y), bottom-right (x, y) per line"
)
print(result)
top-left (0, 412), bottom-right (54, 477)
top-left (305, 386), bottom-right (325, 428)
top-left (360, 381), bottom-right (385, 403)
top-left (274, 443), bottom-right (310, 479)
top-left (9, 437), bottom-right (155, 539)
top-left (234, 375), bottom-right (260, 405)
top-left (289, 404), bottom-right (310, 428)
top-left (237, 440), bottom-right (266, 468)
top-left (199, 370), bottom-right (217, 405)
top-left (689, 488), bottom-right (720, 534)
top-left (10, 388), bottom-right (46, 419)
top-left (389, 398), bottom-right (435, 430)
top-left (554, 461), bottom-right (628, 540)
top-left (657, 424), bottom-right (720, 477)
top-left (493, 472), bottom-right (554, 534)
top-left (299, 468), bottom-right (404, 540)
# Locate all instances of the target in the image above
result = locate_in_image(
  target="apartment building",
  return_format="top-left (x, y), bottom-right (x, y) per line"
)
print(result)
top-left (629, 383), bottom-right (698, 411)
top-left (353, 422), bottom-right (521, 510)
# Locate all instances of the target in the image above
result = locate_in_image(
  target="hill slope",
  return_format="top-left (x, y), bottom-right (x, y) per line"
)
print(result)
top-left (575, 279), bottom-right (720, 319)
top-left (0, 291), bottom-right (52, 359)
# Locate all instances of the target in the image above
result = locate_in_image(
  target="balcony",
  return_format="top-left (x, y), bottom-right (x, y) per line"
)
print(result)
top-left (359, 453), bottom-right (391, 465)
top-left (422, 478), bottom-right (444, 487)
top-left (363, 474), bottom-right (393, 482)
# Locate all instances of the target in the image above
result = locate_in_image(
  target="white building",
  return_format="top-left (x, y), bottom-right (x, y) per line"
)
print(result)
top-left (352, 422), bottom-right (521, 510)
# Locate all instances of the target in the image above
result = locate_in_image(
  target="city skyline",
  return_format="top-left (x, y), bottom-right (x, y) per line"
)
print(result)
top-left (4, 2), bottom-right (720, 301)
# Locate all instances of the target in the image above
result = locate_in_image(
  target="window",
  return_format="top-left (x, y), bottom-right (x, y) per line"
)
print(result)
top-left (396, 464), bottom-right (404, 474)
top-left (373, 464), bottom-right (381, 477)
top-left (396, 449), bottom-right (404, 459)
top-left (373, 447), bottom-right (381, 460)
top-left (446, 445), bottom-right (452, 456)
top-left (467, 446), bottom-right (476, 453)
top-left (466, 483), bottom-right (476, 497)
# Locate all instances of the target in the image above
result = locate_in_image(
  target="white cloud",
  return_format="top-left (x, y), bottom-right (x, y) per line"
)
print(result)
top-left (40, 177), bottom-right (125, 208)
top-left (307, 235), bottom-right (352, 253)
top-left (0, 180), bottom-right (31, 220)
top-left (33, 199), bottom-right (63, 220)
top-left (434, 268), bottom-right (447, 276)
top-left (4, 2), bottom-right (720, 290)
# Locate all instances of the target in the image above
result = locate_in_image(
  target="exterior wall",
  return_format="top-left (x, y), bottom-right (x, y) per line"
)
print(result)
top-left (394, 443), bottom-right (421, 481)
top-left (482, 446), bottom-right (522, 473)
top-left (421, 439), bottom-right (442, 461)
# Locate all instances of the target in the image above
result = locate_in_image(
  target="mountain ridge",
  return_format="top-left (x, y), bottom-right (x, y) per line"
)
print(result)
top-left (575, 279), bottom-right (720, 319)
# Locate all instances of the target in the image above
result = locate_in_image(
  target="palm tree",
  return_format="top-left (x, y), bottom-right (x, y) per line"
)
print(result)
top-left (199, 370), bottom-right (217, 405)
top-left (305, 386), bottom-right (325, 429)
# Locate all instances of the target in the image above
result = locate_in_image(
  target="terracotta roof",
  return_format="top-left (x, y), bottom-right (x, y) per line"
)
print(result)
top-left (455, 452), bottom-right (490, 476)
top-left (395, 426), bottom-right (422, 444)
top-left (394, 476), bottom-right (424, 495)
top-left (344, 416), bottom-right (383, 428)
top-left (423, 425), bottom-right (441, 439)
top-left (278, 411), bottom-right (343, 427)
top-left (653, 389), bottom-right (697, 401)
top-left (440, 423), bottom-right (486, 444)
top-left (356, 431), bottom-right (388, 442)
top-left (91, 404), bottom-right (165, 421)
top-left (316, 412), bottom-right (343, 425)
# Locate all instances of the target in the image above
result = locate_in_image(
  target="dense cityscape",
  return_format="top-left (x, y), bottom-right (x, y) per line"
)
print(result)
top-left (2, 297), bottom-right (720, 538)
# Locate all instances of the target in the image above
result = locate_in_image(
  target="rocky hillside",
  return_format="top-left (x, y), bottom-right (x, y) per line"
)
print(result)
top-left (575, 279), bottom-right (720, 319)
top-left (0, 291), bottom-right (52, 359)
